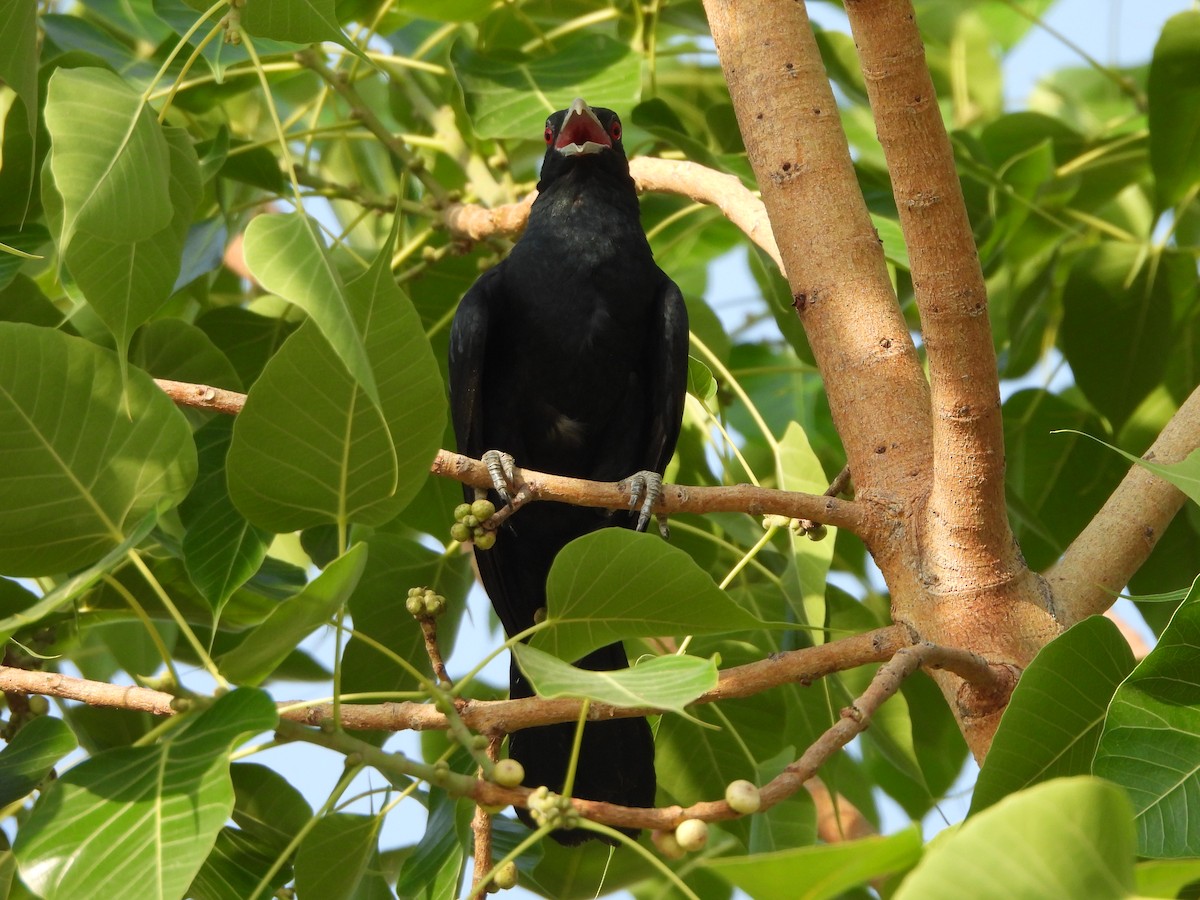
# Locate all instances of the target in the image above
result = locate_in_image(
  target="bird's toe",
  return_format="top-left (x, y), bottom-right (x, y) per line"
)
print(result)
top-left (482, 450), bottom-right (518, 503)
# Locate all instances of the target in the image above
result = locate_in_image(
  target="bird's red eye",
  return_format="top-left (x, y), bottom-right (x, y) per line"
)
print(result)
top-left (544, 125), bottom-right (553, 144)
top-left (609, 120), bottom-right (622, 141)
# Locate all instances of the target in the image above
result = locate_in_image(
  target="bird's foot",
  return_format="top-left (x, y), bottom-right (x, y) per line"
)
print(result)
top-left (481, 450), bottom-right (518, 503)
top-left (626, 470), bottom-right (669, 537)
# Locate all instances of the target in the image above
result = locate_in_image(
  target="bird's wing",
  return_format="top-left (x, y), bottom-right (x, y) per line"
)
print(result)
top-left (448, 265), bottom-right (537, 637)
top-left (645, 275), bottom-right (690, 474)
top-left (448, 265), bottom-right (502, 460)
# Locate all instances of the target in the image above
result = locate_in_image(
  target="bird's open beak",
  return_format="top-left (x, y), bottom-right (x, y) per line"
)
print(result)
top-left (555, 98), bottom-right (611, 157)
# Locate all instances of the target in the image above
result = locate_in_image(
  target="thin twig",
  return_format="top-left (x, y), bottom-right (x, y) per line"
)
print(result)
top-left (152, 378), bottom-right (868, 536)
top-left (1, 639), bottom-right (993, 832)
top-left (296, 48), bottom-right (449, 205)
top-left (799, 463), bottom-right (852, 531)
top-left (418, 617), bottom-right (451, 686)
top-left (470, 737), bottom-right (501, 894)
top-left (0, 626), bottom-right (910, 733)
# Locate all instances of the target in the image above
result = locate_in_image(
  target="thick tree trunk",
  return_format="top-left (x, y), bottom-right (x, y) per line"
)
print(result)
top-left (703, 0), bottom-right (1060, 758)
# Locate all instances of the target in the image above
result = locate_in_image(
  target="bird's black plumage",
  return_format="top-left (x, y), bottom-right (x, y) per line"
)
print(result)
top-left (448, 99), bottom-right (689, 845)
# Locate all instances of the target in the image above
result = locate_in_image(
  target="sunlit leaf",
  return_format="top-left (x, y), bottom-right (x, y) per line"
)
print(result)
top-left (218, 543), bottom-right (367, 686)
top-left (971, 616), bottom-right (1134, 815)
top-left (687, 355), bottom-right (716, 406)
top-left (706, 826), bottom-right (922, 900)
top-left (1094, 575), bottom-right (1200, 857)
top-left (241, 213), bottom-right (379, 406)
top-left (44, 67), bottom-right (172, 254)
top-left (0, 323), bottom-right (196, 576)
top-left (895, 778), bottom-right (1135, 899)
top-left (231, 219), bottom-right (444, 531)
top-left (513, 643), bottom-right (717, 713)
top-left (453, 34), bottom-right (641, 139)
top-left (533, 529), bottom-right (774, 663)
top-left (14, 689), bottom-right (278, 900)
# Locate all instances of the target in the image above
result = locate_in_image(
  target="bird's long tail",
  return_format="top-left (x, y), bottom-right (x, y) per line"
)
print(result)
top-left (507, 641), bottom-right (656, 846)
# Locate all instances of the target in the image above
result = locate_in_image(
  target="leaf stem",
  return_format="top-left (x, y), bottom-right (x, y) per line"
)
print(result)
top-left (250, 761), bottom-right (364, 900)
top-left (126, 551), bottom-right (228, 690)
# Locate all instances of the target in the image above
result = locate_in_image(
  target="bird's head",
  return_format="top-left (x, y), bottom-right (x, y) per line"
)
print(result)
top-left (536, 98), bottom-right (629, 190)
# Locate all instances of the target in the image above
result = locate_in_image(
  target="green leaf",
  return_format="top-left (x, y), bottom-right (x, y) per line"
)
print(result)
top-left (970, 616), bottom-right (1135, 815)
top-left (513, 644), bottom-right (717, 714)
top-left (687, 355), bottom-right (716, 406)
top-left (0, 227), bottom-right (52, 294)
top-left (180, 418), bottom-right (270, 615)
top-left (1149, 12), bottom-right (1200, 210)
top-left (895, 778), bottom-right (1135, 900)
top-left (777, 422), bottom-right (835, 633)
top-left (229, 225), bottom-right (443, 531)
top-left (0, 323), bottom-right (196, 576)
top-left (189, 826), bottom-right (289, 900)
top-left (14, 689), bottom-right (278, 900)
top-left (453, 34), bottom-right (641, 140)
top-left (0, 514), bottom-right (157, 643)
top-left (1005, 390), bottom-right (1126, 570)
top-left (396, 789), bottom-right (467, 900)
top-left (218, 542), bottom-right (367, 686)
top-left (294, 813), bottom-right (381, 900)
top-left (1094, 575), bottom-right (1200, 857)
top-left (395, 0), bottom-right (492, 21)
top-left (0, 717), bottom-right (77, 808)
top-left (44, 67), bottom-right (172, 254)
top-left (1059, 243), bottom-right (1179, 430)
top-left (0, 0), bottom-right (39, 132)
top-left (60, 126), bottom-right (201, 356)
top-left (342, 535), bottom-right (472, 701)
top-left (705, 826), bottom-right (922, 900)
top-left (229, 762), bottom-right (314, 854)
top-left (749, 747), bottom-right (817, 853)
top-left (240, 0), bottom-right (350, 48)
top-left (532, 529), bottom-right (773, 663)
top-left (870, 213), bottom-right (910, 270)
top-left (1136, 858), bottom-right (1200, 899)
top-left (241, 212), bottom-right (379, 407)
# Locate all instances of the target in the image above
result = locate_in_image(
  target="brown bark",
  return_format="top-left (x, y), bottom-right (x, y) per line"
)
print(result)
top-left (844, 0), bottom-right (1017, 578)
top-left (702, 0), bottom-right (932, 509)
top-left (701, 0), bottom-right (1065, 759)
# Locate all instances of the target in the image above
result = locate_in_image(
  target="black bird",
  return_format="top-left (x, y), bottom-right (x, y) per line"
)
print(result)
top-left (448, 98), bottom-right (689, 845)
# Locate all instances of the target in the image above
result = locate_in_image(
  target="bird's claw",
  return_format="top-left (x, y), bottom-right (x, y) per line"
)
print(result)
top-left (482, 450), bottom-right (518, 503)
top-left (627, 470), bottom-right (667, 536)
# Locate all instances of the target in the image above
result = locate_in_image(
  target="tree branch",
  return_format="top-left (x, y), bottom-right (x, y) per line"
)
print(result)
top-left (442, 157), bottom-right (784, 273)
top-left (0, 626), bottom-right (910, 733)
top-left (1048, 383), bottom-right (1200, 625)
top-left (843, 0), bottom-right (1019, 581)
top-left (297, 49), bottom-right (449, 205)
top-left (0, 633), bottom-right (926, 830)
top-left (152, 379), bottom-right (868, 534)
top-left (700, 0), bottom-right (932, 512)
top-left (1, 635), bottom-right (1011, 836)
